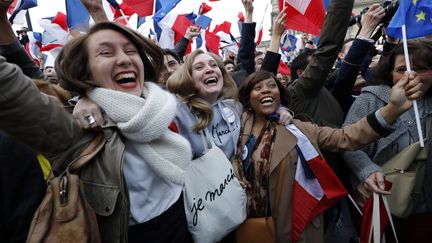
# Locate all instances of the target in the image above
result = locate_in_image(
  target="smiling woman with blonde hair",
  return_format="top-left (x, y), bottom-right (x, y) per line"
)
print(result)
top-left (166, 49), bottom-right (241, 161)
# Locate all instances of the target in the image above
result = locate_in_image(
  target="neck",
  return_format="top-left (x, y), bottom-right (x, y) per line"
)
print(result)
top-left (201, 94), bottom-right (219, 105)
top-left (252, 114), bottom-right (267, 136)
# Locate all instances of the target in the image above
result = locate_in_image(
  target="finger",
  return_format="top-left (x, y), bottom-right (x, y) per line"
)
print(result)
top-left (365, 180), bottom-right (390, 194)
top-left (395, 71), bottom-right (410, 88)
top-left (92, 111), bottom-right (104, 128)
top-left (375, 173), bottom-right (385, 190)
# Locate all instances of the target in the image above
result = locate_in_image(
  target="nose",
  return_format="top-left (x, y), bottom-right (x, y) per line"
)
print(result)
top-left (204, 64), bottom-right (215, 73)
top-left (116, 50), bottom-right (132, 66)
top-left (261, 85), bottom-right (271, 93)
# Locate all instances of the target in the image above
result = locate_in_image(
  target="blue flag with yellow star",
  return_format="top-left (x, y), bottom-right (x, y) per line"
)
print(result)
top-left (387, 0), bottom-right (432, 39)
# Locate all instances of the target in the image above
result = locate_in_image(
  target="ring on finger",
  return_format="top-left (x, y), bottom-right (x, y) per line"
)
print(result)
top-left (85, 114), bottom-right (96, 125)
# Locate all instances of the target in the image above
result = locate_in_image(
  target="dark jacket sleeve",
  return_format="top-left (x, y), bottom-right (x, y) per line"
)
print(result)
top-left (0, 55), bottom-right (86, 163)
top-left (0, 39), bottom-right (45, 80)
top-left (173, 37), bottom-right (190, 61)
top-left (292, 0), bottom-right (354, 97)
top-left (260, 51), bottom-right (281, 75)
top-left (331, 38), bottom-right (374, 113)
top-left (237, 22), bottom-right (256, 75)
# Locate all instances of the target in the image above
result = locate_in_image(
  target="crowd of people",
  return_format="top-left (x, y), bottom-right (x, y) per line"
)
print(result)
top-left (0, 0), bottom-right (431, 242)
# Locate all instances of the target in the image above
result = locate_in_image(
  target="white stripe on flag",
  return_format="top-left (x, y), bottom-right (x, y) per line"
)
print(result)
top-left (295, 156), bottom-right (324, 200)
top-left (285, 0), bottom-right (311, 15)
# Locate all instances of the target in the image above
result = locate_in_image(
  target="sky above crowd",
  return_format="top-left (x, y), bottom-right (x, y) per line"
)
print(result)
top-left (23, 0), bottom-right (273, 41)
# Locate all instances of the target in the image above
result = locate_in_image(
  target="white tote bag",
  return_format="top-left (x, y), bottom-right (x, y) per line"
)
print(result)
top-left (183, 131), bottom-right (247, 243)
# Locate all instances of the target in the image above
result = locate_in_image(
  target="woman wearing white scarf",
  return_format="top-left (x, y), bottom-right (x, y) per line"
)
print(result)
top-left (0, 22), bottom-right (194, 243)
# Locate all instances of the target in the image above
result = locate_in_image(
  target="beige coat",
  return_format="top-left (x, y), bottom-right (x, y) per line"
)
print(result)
top-left (238, 116), bottom-right (382, 243)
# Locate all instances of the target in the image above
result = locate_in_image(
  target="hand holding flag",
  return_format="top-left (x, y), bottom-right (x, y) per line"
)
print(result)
top-left (386, 0), bottom-right (432, 146)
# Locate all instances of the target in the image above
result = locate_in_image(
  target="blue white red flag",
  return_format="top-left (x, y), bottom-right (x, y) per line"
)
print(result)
top-left (8, 0), bottom-right (37, 24)
top-left (65, 0), bottom-right (90, 30)
top-left (287, 124), bottom-right (347, 243)
top-left (25, 31), bottom-right (42, 65)
top-left (278, 0), bottom-right (326, 35)
top-left (124, 0), bottom-right (154, 17)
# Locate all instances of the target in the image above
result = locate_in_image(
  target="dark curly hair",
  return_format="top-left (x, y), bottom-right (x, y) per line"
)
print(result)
top-left (55, 22), bottom-right (164, 95)
top-left (373, 39), bottom-right (432, 87)
top-left (238, 70), bottom-right (291, 111)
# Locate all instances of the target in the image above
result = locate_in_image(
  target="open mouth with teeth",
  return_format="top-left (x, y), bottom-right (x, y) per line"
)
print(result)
top-left (204, 77), bottom-right (218, 85)
top-left (114, 72), bottom-right (137, 88)
top-left (260, 96), bottom-right (275, 105)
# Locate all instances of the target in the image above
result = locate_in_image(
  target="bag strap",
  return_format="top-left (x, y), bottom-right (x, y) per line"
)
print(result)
top-left (68, 133), bottom-right (106, 172)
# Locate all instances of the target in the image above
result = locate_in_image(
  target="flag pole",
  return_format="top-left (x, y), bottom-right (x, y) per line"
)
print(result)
top-left (25, 10), bottom-right (33, 31)
top-left (402, 24), bottom-right (424, 147)
top-left (119, 9), bottom-right (132, 29)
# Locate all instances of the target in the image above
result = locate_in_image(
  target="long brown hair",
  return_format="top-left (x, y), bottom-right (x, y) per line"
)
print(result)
top-left (55, 22), bottom-right (164, 95)
top-left (166, 49), bottom-right (238, 132)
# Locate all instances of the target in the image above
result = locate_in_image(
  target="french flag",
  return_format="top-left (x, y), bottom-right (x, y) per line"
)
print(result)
top-left (237, 11), bottom-right (264, 46)
top-left (289, 124), bottom-right (347, 243)
top-left (279, 0), bottom-right (325, 36)
top-left (38, 12), bottom-right (69, 52)
top-left (25, 31), bottom-right (42, 65)
top-left (8, 0), bottom-right (38, 24)
top-left (360, 182), bottom-right (393, 243)
top-left (123, 0), bottom-right (154, 17)
top-left (65, 0), bottom-right (90, 31)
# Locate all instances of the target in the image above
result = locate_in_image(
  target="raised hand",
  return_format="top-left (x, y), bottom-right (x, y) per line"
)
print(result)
top-left (358, 4), bottom-right (385, 38)
top-left (242, 0), bottom-right (254, 23)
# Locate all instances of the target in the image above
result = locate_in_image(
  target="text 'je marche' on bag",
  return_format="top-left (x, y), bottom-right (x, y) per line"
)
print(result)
top-left (235, 157), bottom-right (287, 243)
top-left (380, 117), bottom-right (431, 218)
top-left (183, 129), bottom-right (247, 243)
top-left (26, 133), bottom-right (106, 243)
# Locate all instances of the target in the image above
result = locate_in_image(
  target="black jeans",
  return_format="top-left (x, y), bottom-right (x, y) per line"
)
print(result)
top-left (128, 194), bottom-right (193, 243)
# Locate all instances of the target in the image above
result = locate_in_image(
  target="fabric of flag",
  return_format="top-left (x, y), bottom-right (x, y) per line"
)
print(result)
top-left (8, 0), bottom-right (37, 23)
top-left (287, 124), bottom-right (347, 243)
top-left (237, 11), bottom-right (263, 45)
top-left (278, 61), bottom-right (291, 76)
top-left (65, 0), bottom-right (90, 30)
top-left (153, 0), bottom-right (182, 47)
top-left (199, 2), bottom-right (212, 15)
top-left (25, 31), bottom-right (42, 65)
top-left (205, 29), bottom-right (220, 54)
top-left (106, 0), bottom-right (121, 10)
top-left (38, 12), bottom-right (69, 51)
top-left (280, 33), bottom-right (297, 52)
top-left (278, 0), bottom-right (326, 35)
top-left (153, 0), bottom-right (182, 22)
top-left (195, 15), bottom-right (212, 30)
top-left (387, 0), bottom-right (432, 39)
top-left (124, 0), bottom-right (154, 17)
top-left (360, 181), bottom-right (392, 243)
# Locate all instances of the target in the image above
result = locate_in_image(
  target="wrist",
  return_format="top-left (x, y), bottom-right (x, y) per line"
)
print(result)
top-left (380, 103), bottom-right (403, 124)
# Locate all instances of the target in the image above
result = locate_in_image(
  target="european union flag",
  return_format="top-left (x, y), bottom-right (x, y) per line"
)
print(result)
top-left (387, 0), bottom-right (432, 39)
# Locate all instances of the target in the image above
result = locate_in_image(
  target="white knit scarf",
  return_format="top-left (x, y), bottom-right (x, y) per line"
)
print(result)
top-left (87, 82), bottom-right (191, 185)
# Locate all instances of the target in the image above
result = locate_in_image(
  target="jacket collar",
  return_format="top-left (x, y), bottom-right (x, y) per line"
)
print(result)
top-left (269, 125), bottom-right (297, 174)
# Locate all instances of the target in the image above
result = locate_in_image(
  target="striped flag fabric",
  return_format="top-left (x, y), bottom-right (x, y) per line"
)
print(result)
top-left (278, 0), bottom-right (326, 35)
top-left (124, 0), bottom-right (154, 17)
top-left (8, 0), bottom-right (38, 24)
top-left (287, 124), bottom-right (347, 243)
top-left (65, 0), bottom-right (90, 30)
top-left (360, 182), bottom-right (393, 243)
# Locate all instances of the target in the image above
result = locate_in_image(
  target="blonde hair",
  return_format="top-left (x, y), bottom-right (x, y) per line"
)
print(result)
top-left (167, 49), bottom-right (238, 132)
